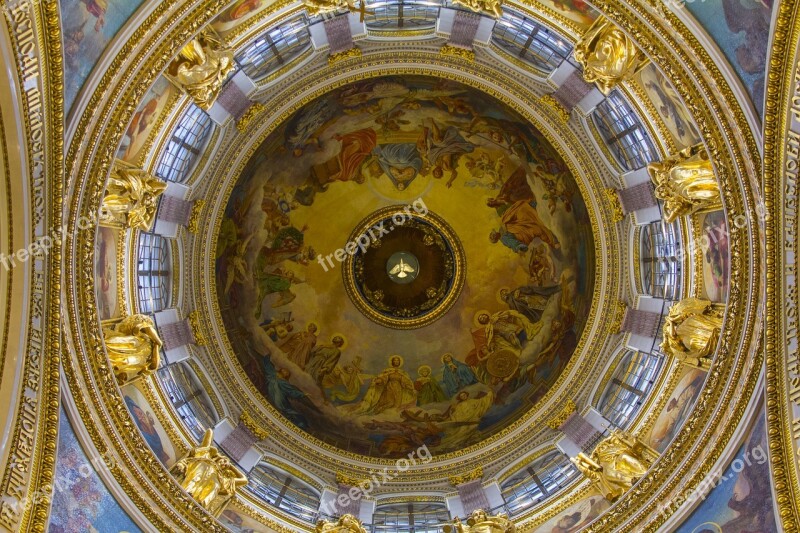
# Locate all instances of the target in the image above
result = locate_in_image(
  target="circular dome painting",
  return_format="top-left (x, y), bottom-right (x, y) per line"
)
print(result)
top-left (215, 75), bottom-right (595, 458)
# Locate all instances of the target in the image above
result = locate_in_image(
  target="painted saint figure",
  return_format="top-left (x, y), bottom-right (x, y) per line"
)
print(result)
top-left (415, 365), bottom-right (448, 405)
top-left (307, 336), bottom-right (345, 397)
top-left (441, 353), bottom-right (479, 397)
top-left (360, 356), bottom-right (416, 414)
top-left (278, 322), bottom-right (318, 370)
top-left (261, 354), bottom-right (311, 429)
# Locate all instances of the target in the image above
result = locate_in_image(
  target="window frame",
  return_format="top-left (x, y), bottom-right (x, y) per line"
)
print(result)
top-left (136, 232), bottom-right (171, 314)
top-left (154, 103), bottom-right (213, 184)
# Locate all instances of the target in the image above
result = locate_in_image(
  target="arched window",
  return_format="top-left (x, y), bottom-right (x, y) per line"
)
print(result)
top-left (593, 91), bottom-right (658, 171)
top-left (236, 14), bottom-right (312, 80)
top-left (640, 221), bottom-right (681, 300)
top-left (364, 0), bottom-right (441, 32)
top-left (155, 104), bottom-right (213, 183)
top-left (137, 233), bottom-right (171, 314)
top-left (157, 362), bottom-right (218, 441)
top-left (372, 502), bottom-right (451, 533)
top-left (492, 10), bottom-right (572, 71)
top-left (597, 350), bottom-right (662, 429)
top-left (247, 464), bottom-right (320, 523)
top-left (501, 451), bottom-right (579, 516)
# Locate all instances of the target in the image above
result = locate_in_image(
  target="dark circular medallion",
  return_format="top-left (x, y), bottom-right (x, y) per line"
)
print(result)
top-left (343, 207), bottom-right (466, 329)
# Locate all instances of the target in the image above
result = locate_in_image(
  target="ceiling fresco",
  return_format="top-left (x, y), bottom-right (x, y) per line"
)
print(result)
top-left (215, 75), bottom-right (595, 458)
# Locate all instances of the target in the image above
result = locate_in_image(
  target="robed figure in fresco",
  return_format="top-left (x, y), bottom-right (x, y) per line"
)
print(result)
top-left (307, 336), bottom-right (345, 396)
top-left (330, 128), bottom-right (378, 183)
top-left (261, 354), bottom-right (311, 429)
top-left (278, 322), bottom-right (318, 369)
top-left (360, 356), bottom-right (416, 414)
top-left (441, 353), bottom-right (479, 397)
top-left (170, 429), bottom-right (248, 517)
top-left (102, 314), bottom-right (162, 385)
top-left (415, 365), bottom-right (448, 405)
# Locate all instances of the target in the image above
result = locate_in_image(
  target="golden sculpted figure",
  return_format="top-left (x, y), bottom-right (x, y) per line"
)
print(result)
top-left (444, 509), bottom-right (516, 533)
top-left (571, 430), bottom-right (658, 502)
top-left (660, 298), bottom-right (724, 370)
top-left (315, 514), bottom-right (368, 533)
top-left (100, 164), bottom-right (166, 230)
top-left (648, 144), bottom-right (722, 223)
top-left (304, 0), bottom-right (357, 16)
top-left (450, 0), bottom-right (503, 18)
top-left (170, 429), bottom-right (248, 517)
top-left (102, 314), bottom-right (162, 385)
top-left (573, 17), bottom-right (649, 95)
top-left (167, 31), bottom-right (235, 110)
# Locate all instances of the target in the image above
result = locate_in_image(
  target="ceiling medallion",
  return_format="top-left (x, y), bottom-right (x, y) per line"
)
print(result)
top-left (343, 207), bottom-right (466, 329)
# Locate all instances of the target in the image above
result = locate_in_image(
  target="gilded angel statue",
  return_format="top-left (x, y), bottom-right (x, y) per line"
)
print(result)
top-left (170, 429), bottom-right (248, 517)
top-left (102, 314), bottom-right (162, 385)
top-left (167, 31), bottom-right (235, 110)
top-left (648, 144), bottom-right (722, 223)
top-left (574, 16), bottom-right (649, 94)
top-left (100, 164), bottom-right (166, 230)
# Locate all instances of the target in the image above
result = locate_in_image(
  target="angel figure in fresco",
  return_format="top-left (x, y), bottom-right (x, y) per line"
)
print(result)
top-left (253, 266), bottom-right (305, 313)
top-left (278, 322), bottom-right (318, 370)
top-left (359, 356), bottom-right (416, 415)
top-left (223, 234), bottom-right (253, 294)
top-left (528, 243), bottom-right (557, 286)
top-left (465, 153), bottom-right (506, 190)
top-left (417, 118), bottom-right (474, 187)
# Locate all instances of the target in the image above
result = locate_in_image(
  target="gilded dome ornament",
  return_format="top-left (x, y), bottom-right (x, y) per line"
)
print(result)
top-left (571, 430), bottom-right (659, 503)
top-left (316, 514), bottom-right (368, 533)
top-left (574, 16), bottom-right (650, 95)
top-left (444, 509), bottom-right (516, 532)
top-left (166, 30), bottom-right (235, 111)
top-left (169, 429), bottom-right (248, 517)
top-left (450, 0), bottom-right (504, 18)
top-left (660, 298), bottom-right (724, 371)
top-left (648, 144), bottom-right (722, 224)
top-left (99, 161), bottom-right (166, 231)
top-left (102, 314), bottom-right (162, 386)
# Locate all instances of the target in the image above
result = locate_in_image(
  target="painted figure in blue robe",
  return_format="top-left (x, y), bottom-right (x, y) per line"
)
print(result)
top-left (440, 353), bottom-right (479, 397)
top-left (371, 144), bottom-right (423, 190)
top-left (125, 395), bottom-right (171, 464)
top-left (261, 354), bottom-right (310, 429)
